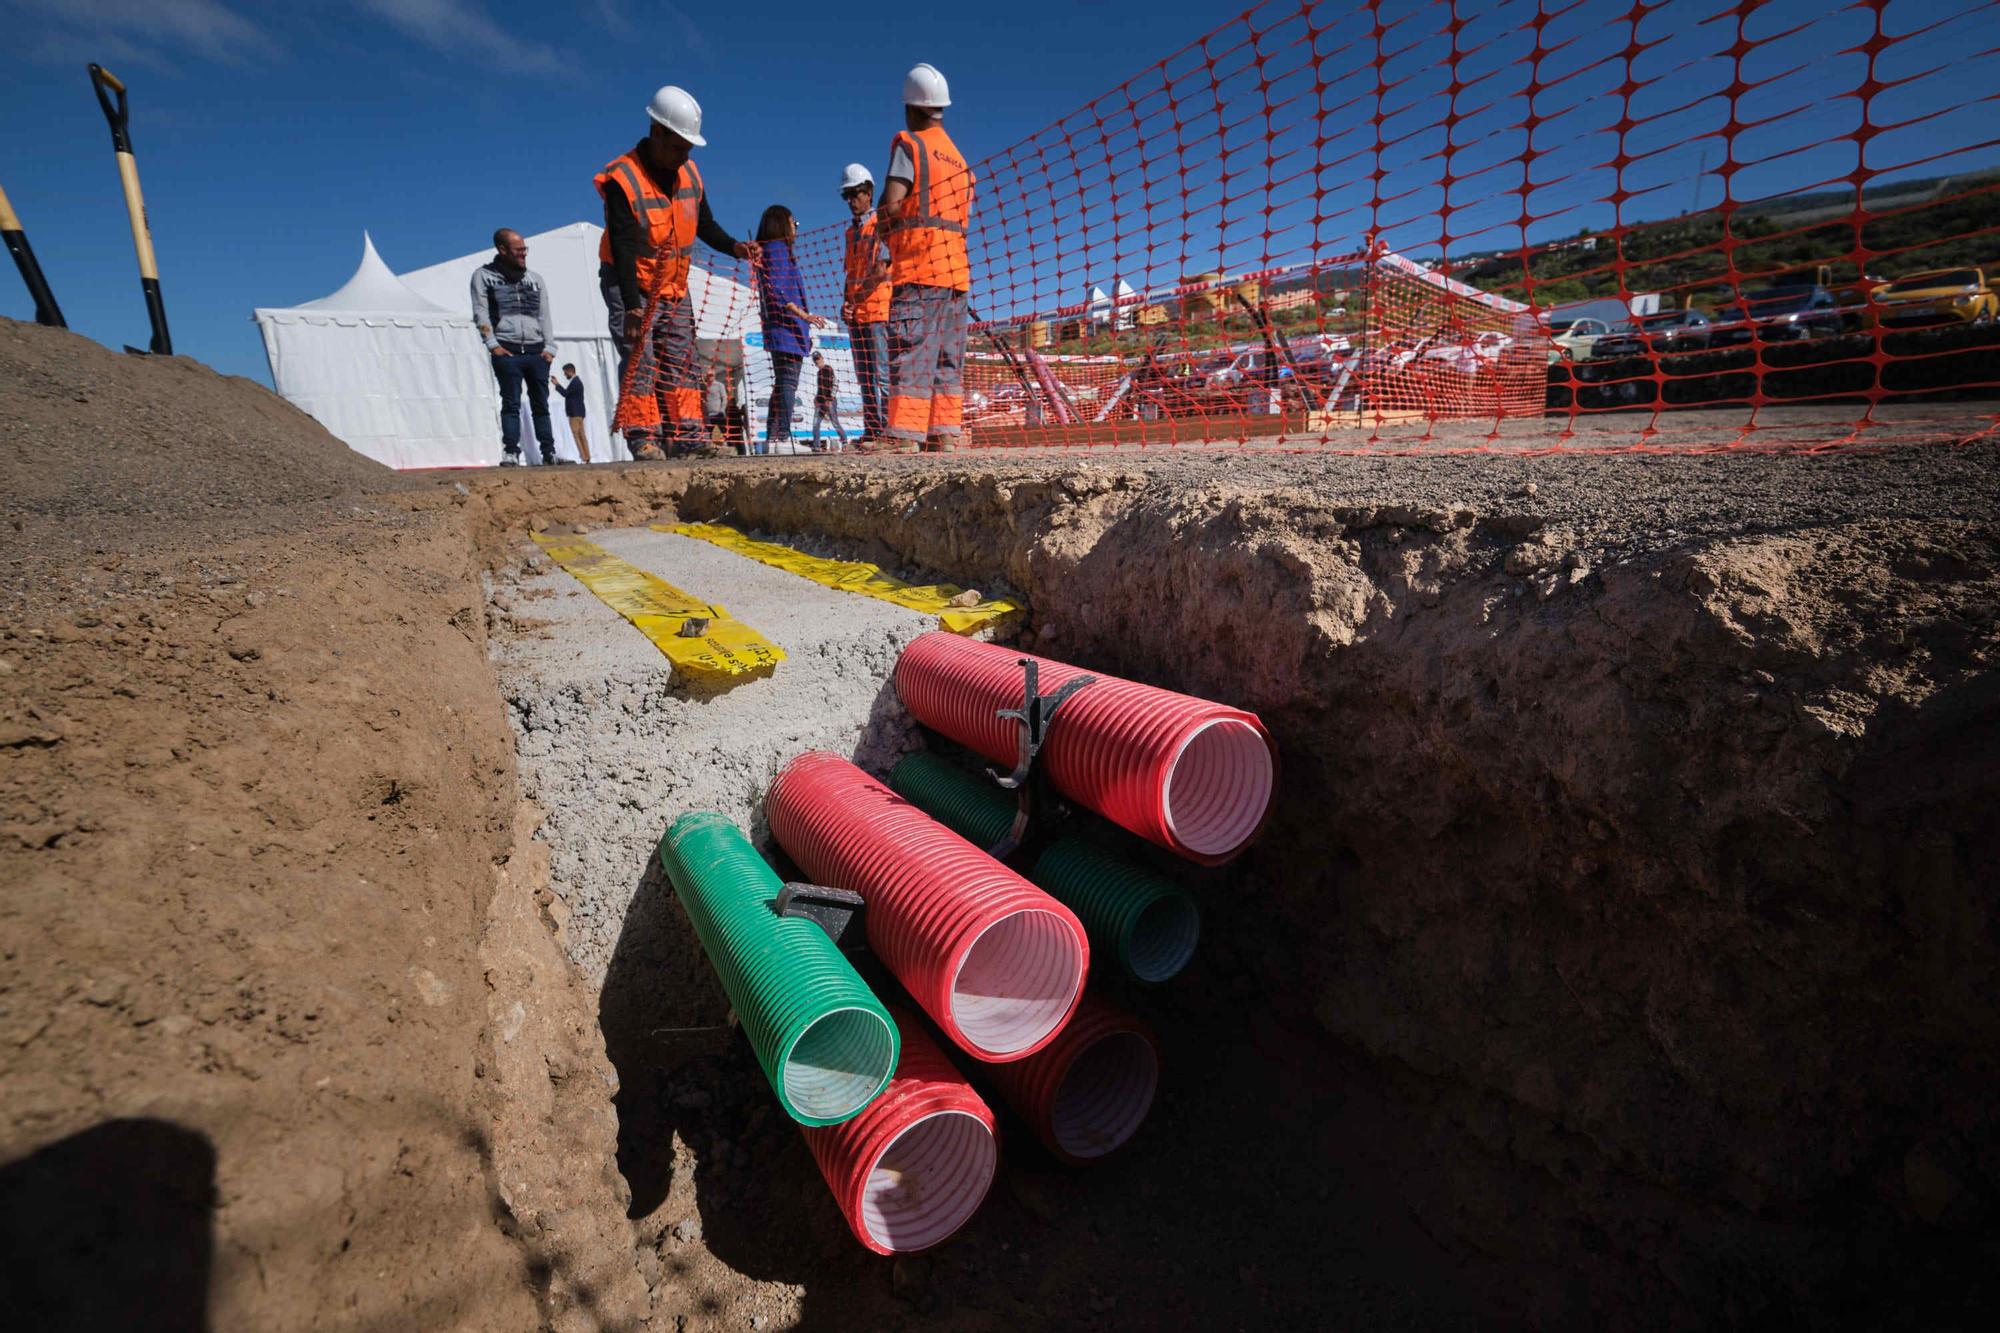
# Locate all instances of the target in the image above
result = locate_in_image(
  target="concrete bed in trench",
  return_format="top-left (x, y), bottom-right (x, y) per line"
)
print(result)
top-left (488, 524), bottom-right (937, 989)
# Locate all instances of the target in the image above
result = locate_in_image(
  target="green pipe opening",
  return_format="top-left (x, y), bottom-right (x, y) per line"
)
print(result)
top-left (657, 812), bottom-right (898, 1125)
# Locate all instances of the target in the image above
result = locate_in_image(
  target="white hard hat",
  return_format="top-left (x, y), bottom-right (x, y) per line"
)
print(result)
top-left (646, 85), bottom-right (706, 147)
top-left (903, 63), bottom-right (951, 109)
top-left (839, 162), bottom-right (874, 193)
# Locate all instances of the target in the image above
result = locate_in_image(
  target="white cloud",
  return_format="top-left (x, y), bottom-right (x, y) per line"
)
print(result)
top-left (355, 0), bottom-right (565, 76)
top-left (1, 0), bottom-right (277, 65)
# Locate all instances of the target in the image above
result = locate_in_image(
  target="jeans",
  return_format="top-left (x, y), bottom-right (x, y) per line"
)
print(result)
top-left (812, 400), bottom-right (846, 448)
top-left (765, 351), bottom-right (803, 453)
top-left (491, 342), bottom-right (555, 461)
top-left (848, 319), bottom-right (888, 438)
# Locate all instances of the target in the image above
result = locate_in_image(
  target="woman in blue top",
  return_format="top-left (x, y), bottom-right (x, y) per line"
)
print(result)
top-left (753, 205), bottom-right (827, 453)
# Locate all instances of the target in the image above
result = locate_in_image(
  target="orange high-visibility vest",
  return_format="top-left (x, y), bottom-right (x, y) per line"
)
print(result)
top-left (594, 150), bottom-right (703, 302)
top-left (886, 126), bottom-right (973, 292)
top-left (843, 213), bottom-right (892, 324)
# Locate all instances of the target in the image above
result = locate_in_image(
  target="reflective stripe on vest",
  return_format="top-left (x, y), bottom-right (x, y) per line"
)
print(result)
top-left (888, 127), bottom-right (973, 291)
top-left (906, 133), bottom-right (967, 234)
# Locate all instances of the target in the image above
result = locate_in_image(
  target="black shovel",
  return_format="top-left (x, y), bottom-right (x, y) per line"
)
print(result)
top-left (0, 180), bottom-right (66, 327)
top-left (88, 63), bottom-right (171, 356)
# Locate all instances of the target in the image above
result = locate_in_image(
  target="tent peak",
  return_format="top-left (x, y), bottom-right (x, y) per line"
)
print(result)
top-left (296, 234), bottom-right (456, 315)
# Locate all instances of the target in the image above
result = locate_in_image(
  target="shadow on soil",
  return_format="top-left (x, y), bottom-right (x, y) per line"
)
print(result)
top-left (0, 1117), bottom-right (217, 1332)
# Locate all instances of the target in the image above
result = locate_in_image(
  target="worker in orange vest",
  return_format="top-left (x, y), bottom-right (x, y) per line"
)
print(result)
top-left (595, 84), bottom-right (757, 459)
top-left (871, 63), bottom-right (975, 453)
top-left (838, 163), bottom-right (891, 442)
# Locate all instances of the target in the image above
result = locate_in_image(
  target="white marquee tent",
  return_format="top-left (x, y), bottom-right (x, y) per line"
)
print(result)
top-left (252, 234), bottom-right (496, 470)
top-left (256, 224), bottom-right (794, 469)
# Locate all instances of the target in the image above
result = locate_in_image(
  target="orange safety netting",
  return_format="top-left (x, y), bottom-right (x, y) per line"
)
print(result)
top-left (631, 0), bottom-right (2000, 455)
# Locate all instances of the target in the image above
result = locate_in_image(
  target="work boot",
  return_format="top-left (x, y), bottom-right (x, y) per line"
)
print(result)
top-left (632, 442), bottom-right (666, 461)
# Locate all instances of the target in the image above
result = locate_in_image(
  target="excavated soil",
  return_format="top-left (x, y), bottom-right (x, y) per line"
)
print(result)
top-left (4, 314), bottom-right (1998, 1329)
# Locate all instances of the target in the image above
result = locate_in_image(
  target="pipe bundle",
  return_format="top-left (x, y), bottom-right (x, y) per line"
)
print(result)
top-left (893, 631), bottom-right (1277, 864)
top-left (767, 751), bottom-right (1088, 1062)
top-left (655, 812), bottom-right (899, 1125)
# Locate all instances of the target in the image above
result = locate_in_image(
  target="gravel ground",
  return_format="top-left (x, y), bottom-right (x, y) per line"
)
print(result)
top-left (487, 525), bottom-right (936, 986)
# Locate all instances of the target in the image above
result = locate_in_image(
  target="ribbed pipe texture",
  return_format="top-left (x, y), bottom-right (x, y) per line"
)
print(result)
top-left (889, 753), bottom-right (1202, 985)
top-left (766, 752), bottom-right (1088, 1061)
top-left (802, 1012), bottom-right (999, 1254)
top-left (893, 632), bottom-right (1277, 864)
top-left (655, 812), bottom-right (898, 1126)
top-left (984, 992), bottom-right (1159, 1166)
top-left (1031, 838), bottom-right (1200, 984)
top-left (889, 751), bottom-right (1017, 850)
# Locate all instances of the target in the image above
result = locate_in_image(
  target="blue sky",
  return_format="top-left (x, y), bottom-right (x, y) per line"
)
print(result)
top-left (0, 0), bottom-right (1239, 381)
top-left (2, 0), bottom-right (1993, 382)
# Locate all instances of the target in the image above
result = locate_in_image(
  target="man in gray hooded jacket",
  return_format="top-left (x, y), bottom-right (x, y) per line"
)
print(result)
top-left (471, 229), bottom-right (565, 465)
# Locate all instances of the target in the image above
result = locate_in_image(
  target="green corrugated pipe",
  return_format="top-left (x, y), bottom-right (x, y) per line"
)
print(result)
top-left (889, 753), bottom-right (1200, 984)
top-left (889, 751), bottom-right (1016, 849)
top-left (1031, 837), bottom-right (1201, 984)
top-left (656, 812), bottom-right (899, 1125)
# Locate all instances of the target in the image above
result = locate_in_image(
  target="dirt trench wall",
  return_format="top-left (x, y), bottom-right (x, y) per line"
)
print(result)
top-left (0, 497), bottom-right (650, 1330)
top-left (459, 458), bottom-right (1999, 1316)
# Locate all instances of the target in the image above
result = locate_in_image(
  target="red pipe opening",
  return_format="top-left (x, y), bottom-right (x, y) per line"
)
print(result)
top-left (803, 1015), bottom-right (999, 1254)
top-left (768, 751), bottom-right (1089, 1060)
top-left (986, 994), bottom-right (1160, 1166)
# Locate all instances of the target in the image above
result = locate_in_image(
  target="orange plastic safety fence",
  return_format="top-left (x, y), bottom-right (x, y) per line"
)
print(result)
top-left (642, 0), bottom-right (2000, 455)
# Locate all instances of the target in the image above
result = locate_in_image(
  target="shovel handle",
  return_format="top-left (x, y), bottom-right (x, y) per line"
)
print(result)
top-left (88, 64), bottom-right (133, 152)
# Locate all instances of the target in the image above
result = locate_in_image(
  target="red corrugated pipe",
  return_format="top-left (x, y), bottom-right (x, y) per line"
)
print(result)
top-left (766, 751), bottom-right (1089, 1061)
top-left (983, 992), bottom-right (1159, 1166)
top-left (802, 1012), bottom-right (999, 1254)
top-left (893, 631), bottom-right (1277, 864)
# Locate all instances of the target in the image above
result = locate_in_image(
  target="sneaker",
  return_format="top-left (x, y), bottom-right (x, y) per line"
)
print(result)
top-left (499, 451), bottom-right (523, 467)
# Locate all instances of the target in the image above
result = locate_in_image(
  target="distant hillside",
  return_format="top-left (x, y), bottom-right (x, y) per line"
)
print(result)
top-left (1460, 166), bottom-right (2000, 307)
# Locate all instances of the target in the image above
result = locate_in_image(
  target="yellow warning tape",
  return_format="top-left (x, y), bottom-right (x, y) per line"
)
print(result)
top-left (531, 532), bottom-right (783, 681)
top-left (661, 522), bottom-right (1021, 635)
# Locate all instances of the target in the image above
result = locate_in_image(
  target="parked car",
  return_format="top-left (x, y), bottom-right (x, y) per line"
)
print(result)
top-left (1707, 286), bottom-right (1843, 345)
top-left (1420, 330), bottom-right (1514, 376)
top-left (1869, 268), bottom-right (1999, 328)
top-left (1546, 316), bottom-right (1614, 363)
top-left (1592, 308), bottom-right (1712, 360)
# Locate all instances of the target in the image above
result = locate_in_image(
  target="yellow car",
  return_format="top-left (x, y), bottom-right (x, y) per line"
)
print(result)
top-left (1870, 268), bottom-right (1999, 328)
